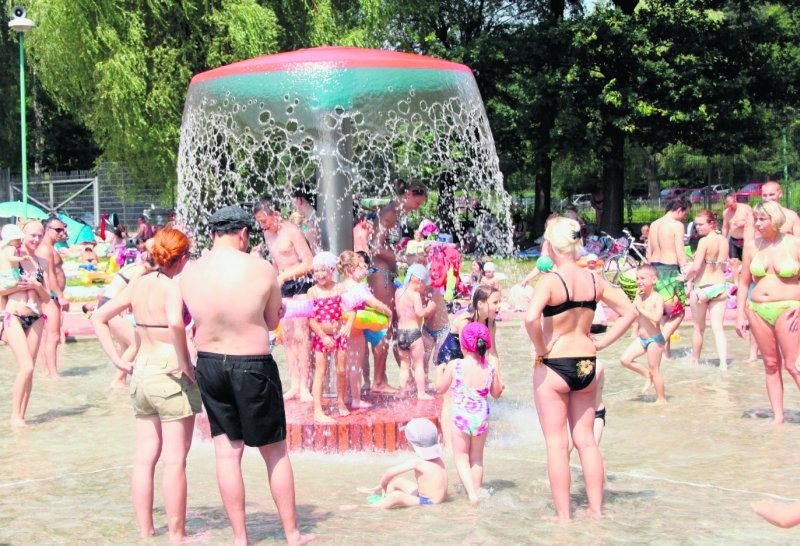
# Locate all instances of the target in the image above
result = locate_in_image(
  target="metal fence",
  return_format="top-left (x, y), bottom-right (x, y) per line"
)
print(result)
top-left (0, 163), bottom-right (168, 233)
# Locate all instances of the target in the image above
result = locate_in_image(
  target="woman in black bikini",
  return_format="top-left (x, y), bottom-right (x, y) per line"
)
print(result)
top-left (525, 217), bottom-right (635, 521)
top-left (0, 220), bottom-right (52, 427)
top-left (367, 178), bottom-right (427, 393)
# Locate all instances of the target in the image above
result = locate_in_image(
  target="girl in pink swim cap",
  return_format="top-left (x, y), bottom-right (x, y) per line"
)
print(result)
top-left (435, 321), bottom-right (504, 504)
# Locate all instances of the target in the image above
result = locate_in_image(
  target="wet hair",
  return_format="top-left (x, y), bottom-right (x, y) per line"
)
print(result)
top-left (544, 217), bottom-right (584, 256)
top-left (695, 209), bottom-right (716, 225)
top-left (337, 250), bottom-right (360, 275)
top-left (291, 184), bottom-right (317, 208)
top-left (394, 178), bottom-right (427, 197)
top-left (44, 216), bottom-right (64, 229)
top-left (475, 337), bottom-right (489, 358)
top-left (356, 250), bottom-right (371, 267)
top-left (252, 198), bottom-right (278, 216)
top-left (637, 263), bottom-right (657, 277)
top-left (665, 196), bottom-right (691, 213)
top-left (470, 285), bottom-right (500, 323)
top-left (753, 200), bottom-right (786, 231)
top-left (151, 227), bottom-right (189, 268)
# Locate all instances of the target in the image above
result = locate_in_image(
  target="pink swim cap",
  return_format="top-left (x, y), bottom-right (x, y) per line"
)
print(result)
top-left (460, 322), bottom-right (492, 354)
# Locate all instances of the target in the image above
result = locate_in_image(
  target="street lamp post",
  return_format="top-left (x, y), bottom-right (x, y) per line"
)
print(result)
top-left (8, 6), bottom-right (35, 219)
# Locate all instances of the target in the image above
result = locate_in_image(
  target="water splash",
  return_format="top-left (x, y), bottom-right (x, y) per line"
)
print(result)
top-left (176, 47), bottom-right (512, 254)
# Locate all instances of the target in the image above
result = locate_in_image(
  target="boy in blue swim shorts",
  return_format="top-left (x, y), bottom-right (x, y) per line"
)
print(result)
top-left (364, 418), bottom-right (447, 508)
top-left (620, 264), bottom-right (668, 403)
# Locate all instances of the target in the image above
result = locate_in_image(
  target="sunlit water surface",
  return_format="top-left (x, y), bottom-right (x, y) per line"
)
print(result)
top-left (1, 323), bottom-right (799, 544)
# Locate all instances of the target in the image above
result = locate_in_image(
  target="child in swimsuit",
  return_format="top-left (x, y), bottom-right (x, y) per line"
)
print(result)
top-left (435, 322), bottom-right (504, 504)
top-left (360, 418), bottom-right (447, 509)
top-left (307, 251), bottom-right (355, 423)
top-left (394, 264), bottom-right (436, 399)
top-left (0, 224), bottom-right (39, 313)
top-left (338, 250), bottom-right (392, 409)
top-left (619, 264), bottom-right (668, 403)
top-left (421, 285), bottom-right (449, 376)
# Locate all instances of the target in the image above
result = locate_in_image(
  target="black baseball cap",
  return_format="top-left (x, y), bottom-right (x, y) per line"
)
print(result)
top-left (208, 206), bottom-right (254, 231)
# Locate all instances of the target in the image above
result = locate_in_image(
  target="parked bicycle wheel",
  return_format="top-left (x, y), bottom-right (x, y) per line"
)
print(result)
top-left (602, 253), bottom-right (639, 287)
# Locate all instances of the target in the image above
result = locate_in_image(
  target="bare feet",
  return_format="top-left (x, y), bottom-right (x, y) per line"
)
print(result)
top-left (300, 390), bottom-right (314, 403)
top-left (314, 412), bottom-right (337, 424)
top-left (641, 376), bottom-right (653, 395)
top-left (286, 530), bottom-right (316, 545)
top-left (10, 417), bottom-right (26, 428)
top-left (338, 404), bottom-right (351, 417)
top-left (171, 530), bottom-right (212, 544)
top-left (350, 400), bottom-right (372, 409)
top-left (371, 383), bottom-right (398, 395)
top-left (283, 387), bottom-right (300, 401)
top-left (654, 398), bottom-right (668, 405)
top-left (468, 495), bottom-right (480, 505)
top-left (109, 379), bottom-right (128, 390)
top-left (416, 392), bottom-right (434, 401)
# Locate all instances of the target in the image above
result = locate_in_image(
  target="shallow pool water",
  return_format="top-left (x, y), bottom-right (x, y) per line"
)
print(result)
top-left (1, 323), bottom-right (799, 544)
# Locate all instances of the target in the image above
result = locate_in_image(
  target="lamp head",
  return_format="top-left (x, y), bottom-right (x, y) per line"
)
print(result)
top-left (8, 6), bottom-right (35, 33)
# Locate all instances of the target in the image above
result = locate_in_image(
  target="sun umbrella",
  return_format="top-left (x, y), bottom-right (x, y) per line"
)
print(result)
top-left (0, 201), bottom-right (49, 219)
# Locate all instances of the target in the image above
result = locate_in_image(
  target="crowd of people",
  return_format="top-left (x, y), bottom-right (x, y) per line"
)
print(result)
top-left (4, 178), bottom-right (800, 542)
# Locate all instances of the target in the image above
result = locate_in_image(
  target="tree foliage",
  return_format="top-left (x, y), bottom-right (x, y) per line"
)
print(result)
top-left (0, 0), bottom-right (797, 233)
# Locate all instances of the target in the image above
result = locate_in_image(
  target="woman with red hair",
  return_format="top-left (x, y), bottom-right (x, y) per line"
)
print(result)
top-left (92, 227), bottom-right (200, 543)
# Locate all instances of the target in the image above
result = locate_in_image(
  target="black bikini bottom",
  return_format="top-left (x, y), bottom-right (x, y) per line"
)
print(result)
top-left (542, 356), bottom-right (596, 391)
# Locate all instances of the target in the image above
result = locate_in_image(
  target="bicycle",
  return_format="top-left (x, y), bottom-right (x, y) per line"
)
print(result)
top-left (601, 229), bottom-right (648, 286)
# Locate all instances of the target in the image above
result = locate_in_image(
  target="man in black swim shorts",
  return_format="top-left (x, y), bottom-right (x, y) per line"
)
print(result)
top-left (180, 205), bottom-right (314, 545)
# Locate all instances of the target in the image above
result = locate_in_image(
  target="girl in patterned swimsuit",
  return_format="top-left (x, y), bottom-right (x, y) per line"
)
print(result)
top-left (436, 322), bottom-right (504, 504)
top-left (307, 251), bottom-right (355, 423)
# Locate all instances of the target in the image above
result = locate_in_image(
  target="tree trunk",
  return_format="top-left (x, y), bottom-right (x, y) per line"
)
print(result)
top-left (533, 155), bottom-right (552, 238)
top-left (645, 151), bottom-right (659, 199)
top-left (601, 126), bottom-right (625, 234)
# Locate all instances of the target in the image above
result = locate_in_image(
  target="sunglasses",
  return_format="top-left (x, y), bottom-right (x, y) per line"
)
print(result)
top-left (51, 227), bottom-right (65, 233)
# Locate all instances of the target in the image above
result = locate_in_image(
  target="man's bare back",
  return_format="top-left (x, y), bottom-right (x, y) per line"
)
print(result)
top-left (648, 215), bottom-right (687, 266)
top-left (180, 246), bottom-right (280, 355)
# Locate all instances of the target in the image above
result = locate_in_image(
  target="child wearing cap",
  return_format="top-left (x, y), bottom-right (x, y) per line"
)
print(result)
top-left (436, 322), bottom-right (504, 504)
top-left (395, 263), bottom-right (436, 399)
top-left (307, 250), bottom-right (356, 422)
top-left (365, 417), bottom-right (447, 508)
top-left (0, 224), bottom-right (39, 312)
top-left (479, 261), bottom-right (501, 291)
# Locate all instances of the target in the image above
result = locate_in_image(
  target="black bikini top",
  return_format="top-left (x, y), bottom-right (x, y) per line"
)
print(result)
top-left (19, 263), bottom-right (44, 283)
top-left (542, 271), bottom-right (597, 318)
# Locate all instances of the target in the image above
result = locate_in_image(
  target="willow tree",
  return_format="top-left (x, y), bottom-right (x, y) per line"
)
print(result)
top-left (24, 0), bottom-right (386, 199)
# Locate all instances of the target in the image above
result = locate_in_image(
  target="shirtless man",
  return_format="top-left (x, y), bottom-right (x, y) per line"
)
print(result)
top-left (291, 186), bottom-right (321, 254)
top-left (746, 181), bottom-right (800, 238)
top-left (180, 206), bottom-right (314, 546)
top-left (36, 216), bottom-right (69, 378)
top-left (722, 194), bottom-right (753, 285)
top-left (647, 197), bottom-right (691, 353)
top-left (253, 198), bottom-right (314, 402)
top-left (368, 178), bottom-right (428, 394)
top-left (352, 213), bottom-right (372, 254)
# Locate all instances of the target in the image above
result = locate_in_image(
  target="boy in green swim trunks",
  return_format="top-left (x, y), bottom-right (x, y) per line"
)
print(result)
top-left (620, 264), bottom-right (668, 403)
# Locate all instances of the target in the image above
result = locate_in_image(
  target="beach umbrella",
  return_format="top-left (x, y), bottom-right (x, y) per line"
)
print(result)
top-left (0, 201), bottom-right (49, 219)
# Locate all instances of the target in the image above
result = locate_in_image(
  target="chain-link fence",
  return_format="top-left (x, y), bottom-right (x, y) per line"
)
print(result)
top-left (0, 163), bottom-right (171, 234)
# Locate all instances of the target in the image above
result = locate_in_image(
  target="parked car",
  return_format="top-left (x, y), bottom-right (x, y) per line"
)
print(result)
top-left (709, 184), bottom-right (733, 197)
top-left (660, 188), bottom-right (689, 200)
top-left (733, 182), bottom-right (765, 202)
top-left (571, 193), bottom-right (591, 209)
top-left (688, 187), bottom-right (721, 204)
